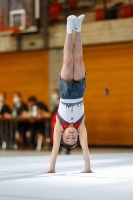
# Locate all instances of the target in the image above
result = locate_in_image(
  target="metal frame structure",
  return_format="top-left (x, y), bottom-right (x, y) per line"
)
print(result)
top-left (9, 9), bottom-right (26, 31)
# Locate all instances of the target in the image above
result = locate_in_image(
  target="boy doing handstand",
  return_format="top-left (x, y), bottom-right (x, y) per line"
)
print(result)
top-left (46, 14), bottom-right (93, 173)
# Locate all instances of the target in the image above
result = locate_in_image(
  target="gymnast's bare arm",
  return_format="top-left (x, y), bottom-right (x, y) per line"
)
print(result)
top-left (45, 118), bottom-right (61, 173)
top-left (78, 118), bottom-right (93, 173)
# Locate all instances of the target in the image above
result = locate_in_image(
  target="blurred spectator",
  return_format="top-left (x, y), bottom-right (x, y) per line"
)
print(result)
top-left (28, 96), bottom-right (51, 148)
top-left (51, 89), bottom-right (60, 115)
top-left (0, 92), bottom-right (11, 117)
top-left (12, 91), bottom-right (29, 148)
top-left (50, 89), bottom-right (60, 145)
top-left (0, 92), bottom-right (11, 148)
top-left (50, 89), bottom-right (70, 154)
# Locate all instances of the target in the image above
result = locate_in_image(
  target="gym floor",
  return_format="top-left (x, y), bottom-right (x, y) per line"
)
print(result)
top-left (0, 147), bottom-right (133, 200)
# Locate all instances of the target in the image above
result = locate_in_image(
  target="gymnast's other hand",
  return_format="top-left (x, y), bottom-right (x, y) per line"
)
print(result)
top-left (43, 169), bottom-right (56, 173)
top-left (81, 169), bottom-right (94, 173)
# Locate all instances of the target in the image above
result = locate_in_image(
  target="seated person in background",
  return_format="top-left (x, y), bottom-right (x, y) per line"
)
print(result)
top-left (51, 89), bottom-right (70, 154)
top-left (50, 89), bottom-right (60, 145)
top-left (0, 92), bottom-right (11, 147)
top-left (28, 96), bottom-right (51, 148)
top-left (51, 89), bottom-right (60, 115)
top-left (12, 91), bottom-right (29, 148)
top-left (0, 92), bottom-right (11, 117)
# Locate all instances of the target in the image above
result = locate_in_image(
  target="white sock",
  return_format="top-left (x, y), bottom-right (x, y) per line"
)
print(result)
top-left (74, 14), bottom-right (85, 32)
top-left (66, 15), bottom-right (77, 34)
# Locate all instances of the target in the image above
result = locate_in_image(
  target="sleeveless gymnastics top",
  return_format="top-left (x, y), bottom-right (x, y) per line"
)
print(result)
top-left (57, 97), bottom-right (84, 130)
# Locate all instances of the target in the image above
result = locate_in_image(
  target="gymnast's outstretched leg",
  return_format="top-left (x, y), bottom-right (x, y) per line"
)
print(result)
top-left (73, 14), bottom-right (85, 81)
top-left (60, 15), bottom-right (76, 82)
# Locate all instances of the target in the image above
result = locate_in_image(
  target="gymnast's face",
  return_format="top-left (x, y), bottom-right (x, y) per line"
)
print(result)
top-left (62, 127), bottom-right (78, 146)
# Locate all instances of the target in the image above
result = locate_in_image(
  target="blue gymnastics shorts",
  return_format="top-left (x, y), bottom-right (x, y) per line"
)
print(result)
top-left (58, 75), bottom-right (86, 99)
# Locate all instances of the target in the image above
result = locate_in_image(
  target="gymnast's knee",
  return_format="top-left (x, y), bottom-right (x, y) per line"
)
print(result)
top-left (63, 55), bottom-right (73, 66)
top-left (74, 54), bottom-right (83, 63)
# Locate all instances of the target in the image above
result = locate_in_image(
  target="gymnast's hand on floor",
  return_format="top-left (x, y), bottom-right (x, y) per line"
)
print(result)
top-left (81, 169), bottom-right (94, 173)
top-left (43, 169), bottom-right (56, 173)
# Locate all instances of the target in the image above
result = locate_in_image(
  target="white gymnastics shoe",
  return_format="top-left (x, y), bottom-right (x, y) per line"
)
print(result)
top-left (74, 14), bottom-right (85, 32)
top-left (66, 15), bottom-right (77, 34)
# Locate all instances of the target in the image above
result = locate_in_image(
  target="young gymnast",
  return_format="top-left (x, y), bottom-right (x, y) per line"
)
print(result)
top-left (46, 14), bottom-right (93, 173)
